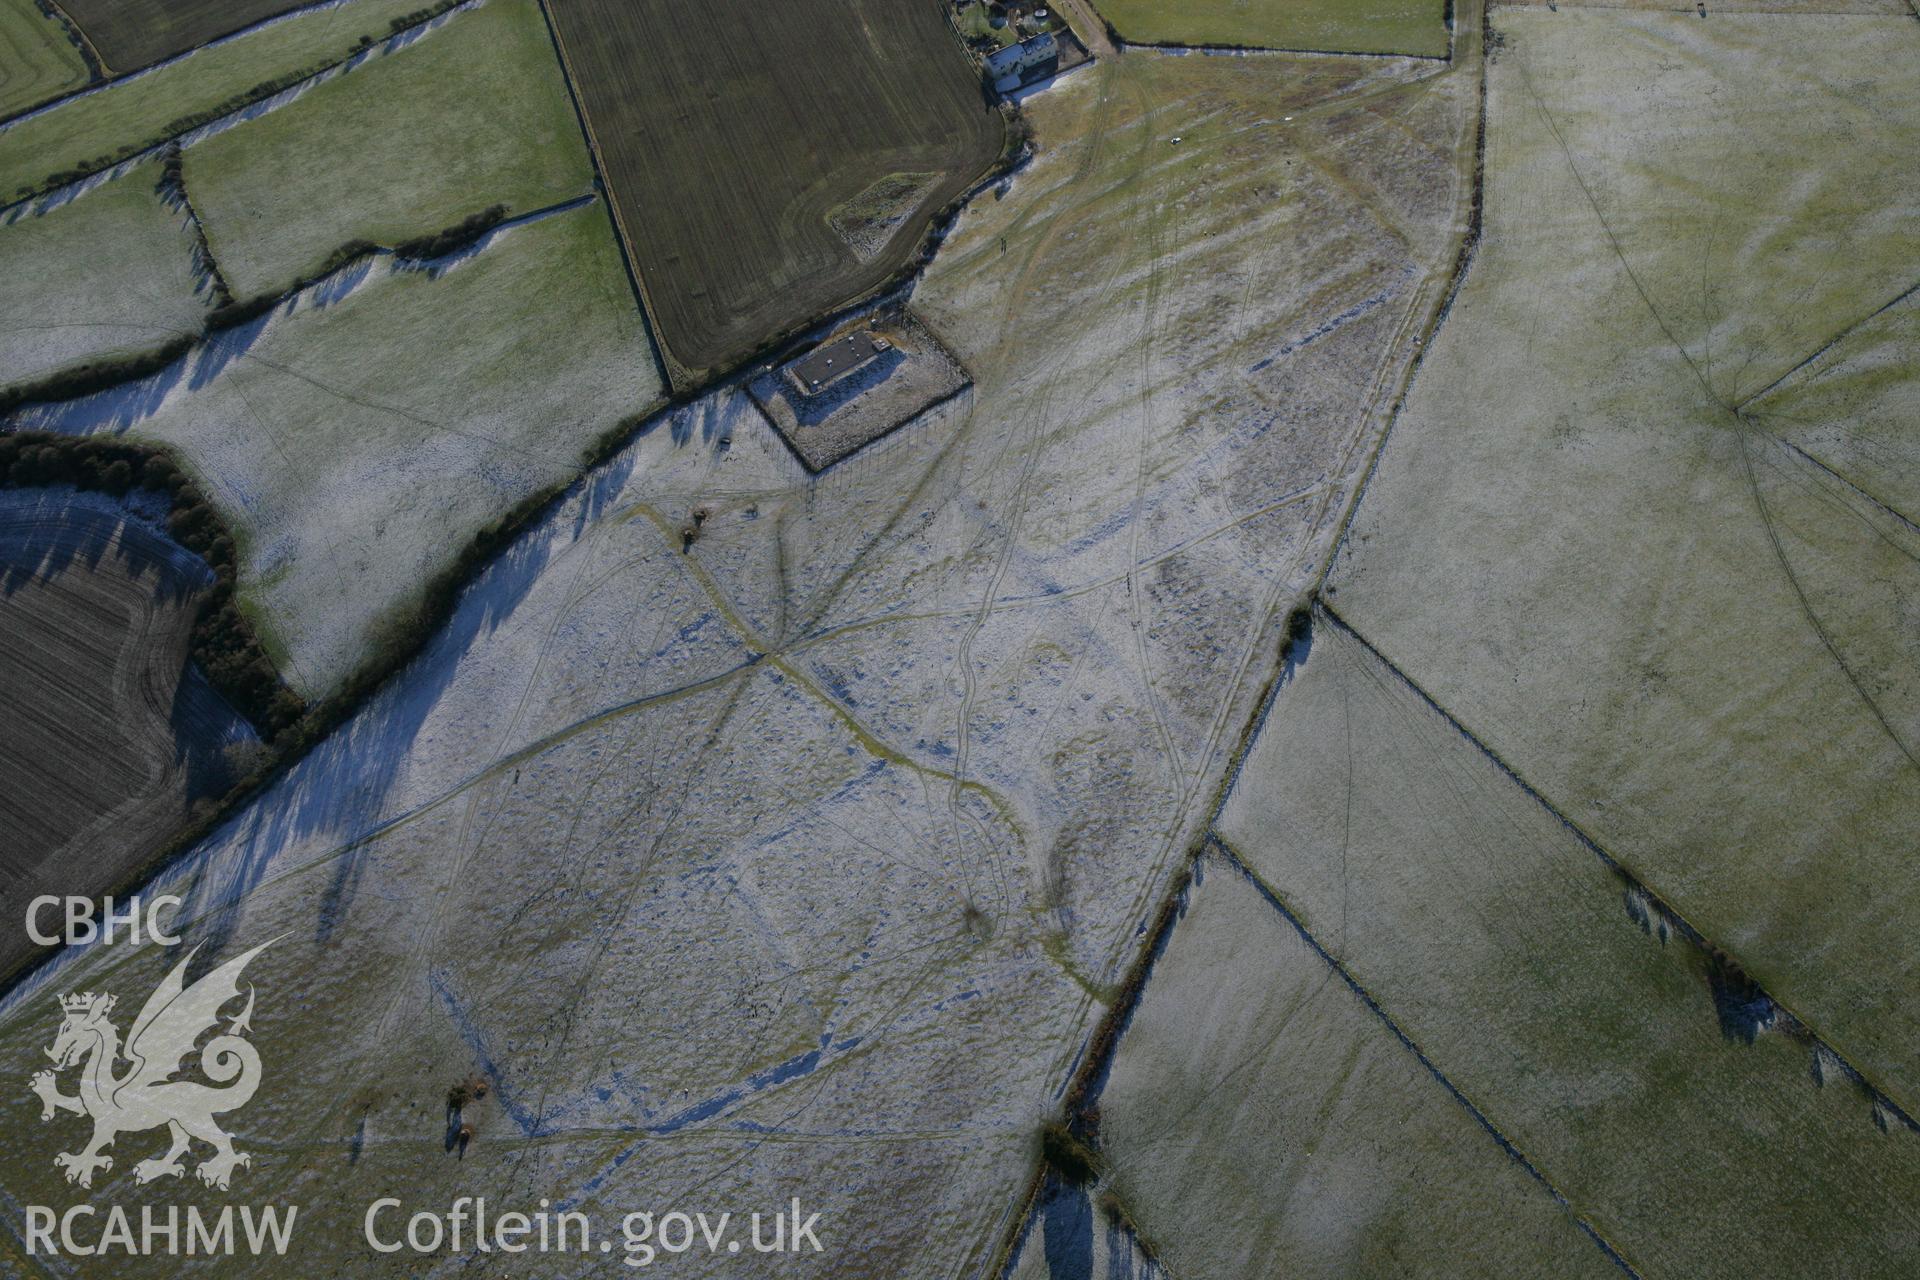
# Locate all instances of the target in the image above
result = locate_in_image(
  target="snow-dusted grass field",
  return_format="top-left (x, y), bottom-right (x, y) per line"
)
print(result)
top-left (1215, 619), bottom-right (1920, 1275)
top-left (1329, 7), bottom-right (1920, 1097)
top-left (0, 157), bottom-right (209, 392)
top-left (0, 44), bottom-right (1474, 1275)
top-left (1094, 851), bottom-right (1619, 1279)
top-left (2, 0), bottom-right (1917, 1275)
top-left (15, 202), bottom-right (665, 696)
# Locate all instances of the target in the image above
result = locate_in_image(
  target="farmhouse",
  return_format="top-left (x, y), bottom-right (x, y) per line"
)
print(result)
top-left (786, 332), bottom-right (893, 396)
top-left (986, 32), bottom-right (1059, 93)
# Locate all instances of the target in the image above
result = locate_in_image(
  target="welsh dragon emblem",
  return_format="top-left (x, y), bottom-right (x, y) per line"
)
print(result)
top-left (28, 941), bottom-right (272, 1190)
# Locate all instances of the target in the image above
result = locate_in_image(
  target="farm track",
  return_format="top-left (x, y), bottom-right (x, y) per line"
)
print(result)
top-left (1120, 49), bottom-right (1191, 804)
top-left (1089, 50), bottom-right (1266, 988)
top-left (1100, 40), bottom-right (1484, 979)
top-left (1028, 24), bottom-right (1920, 1268)
top-left (1733, 424), bottom-right (1920, 769)
top-left (987, 11), bottom-right (1490, 1269)
top-left (889, 55), bottom-right (1489, 1189)
top-left (785, 484), bottom-right (1329, 654)
top-left (124, 485), bottom-right (1041, 964)
top-left (973, 26), bottom-right (1491, 1269)
top-left (1055, 0), bottom-right (1118, 54)
top-left (1767, 438), bottom-right (1920, 536)
top-left (940, 83), bottom-right (1148, 926)
top-left (1733, 274), bottom-right (1920, 412)
top-left (918, 45), bottom-right (1227, 935)
top-left (1311, 3), bottom-right (1489, 592)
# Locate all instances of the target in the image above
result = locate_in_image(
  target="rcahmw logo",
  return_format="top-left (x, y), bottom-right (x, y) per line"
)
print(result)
top-left (23, 939), bottom-right (299, 1259)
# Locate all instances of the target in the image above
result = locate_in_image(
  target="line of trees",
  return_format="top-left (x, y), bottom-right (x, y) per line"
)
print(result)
top-left (155, 142), bottom-right (237, 309)
top-left (392, 203), bottom-right (507, 259)
top-left (0, 339), bottom-right (196, 416)
top-left (203, 202), bottom-right (509, 330)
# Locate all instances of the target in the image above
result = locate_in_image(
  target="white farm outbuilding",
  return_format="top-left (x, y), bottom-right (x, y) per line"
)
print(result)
top-left (985, 32), bottom-right (1059, 94)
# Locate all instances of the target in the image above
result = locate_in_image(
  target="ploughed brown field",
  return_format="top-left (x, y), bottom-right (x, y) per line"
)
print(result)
top-left (53, 0), bottom-right (335, 74)
top-left (545, 0), bottom-right (1006, 381)
top-left (0, 492), bottom-right (253, 978)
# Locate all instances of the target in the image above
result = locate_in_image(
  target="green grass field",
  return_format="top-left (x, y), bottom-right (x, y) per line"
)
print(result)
top-left (1095, 0), bottom-right (1450, 56)
top-left (0, 0), bottom-right (441, 203)
top-left (184, 0), bottom-right (591, 300)
top-left (58, 0), bottom-right (328, 75)
top-left (0, 0), bottom-right (89, 120)
top-left (545, 0), bottom-right (1006, 381)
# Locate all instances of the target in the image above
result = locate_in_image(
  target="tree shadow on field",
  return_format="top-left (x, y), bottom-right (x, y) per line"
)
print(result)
top-left (0, 489), bottom-right (204, 600)
top-left (182, 446), bottom-right (647, 959)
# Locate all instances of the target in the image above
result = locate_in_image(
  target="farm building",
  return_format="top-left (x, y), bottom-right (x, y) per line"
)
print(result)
top-left (986, 32), bottom-right (1059, 93)
top-left (786, 331), bottom-right (893, 396)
